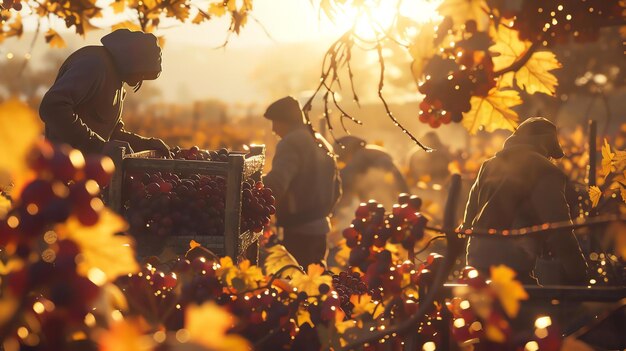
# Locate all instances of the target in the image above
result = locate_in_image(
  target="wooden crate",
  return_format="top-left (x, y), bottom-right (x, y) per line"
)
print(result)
top-left (107, 145), bottom-right (265, 262)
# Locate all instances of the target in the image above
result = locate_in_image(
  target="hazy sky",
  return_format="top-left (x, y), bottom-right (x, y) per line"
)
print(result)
top-left (3, 0), bottom-right (441, 103)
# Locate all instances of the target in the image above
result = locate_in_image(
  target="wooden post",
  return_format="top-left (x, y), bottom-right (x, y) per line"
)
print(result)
top-left (588, 120), bottom-right (597, 187)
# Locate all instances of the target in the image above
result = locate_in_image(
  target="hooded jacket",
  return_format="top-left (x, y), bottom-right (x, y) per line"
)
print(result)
top-left (462, 125), bottom-right (587, 285)
top-left (39, 29), bottom-right (161, 154)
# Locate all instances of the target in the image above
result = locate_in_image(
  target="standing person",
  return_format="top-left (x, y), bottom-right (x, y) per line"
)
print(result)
top-left (263, 96), bottom-right (341, 268)
top-left (39, 29), bottom-right (170, 156)
top-left (461, 117), bottom-right (588, 285)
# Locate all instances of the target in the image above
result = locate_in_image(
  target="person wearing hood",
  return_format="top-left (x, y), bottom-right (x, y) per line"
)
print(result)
top-left (461, 117), bottom-right (588, 285)
top-left (39, 29), bottom-right (170, 156)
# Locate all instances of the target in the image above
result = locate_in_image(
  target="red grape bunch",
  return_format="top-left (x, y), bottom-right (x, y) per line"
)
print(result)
top-left (124, 172), bottom-right (227, 239)
top-left (240, 179), bottom-right (276, 233)
top-left (331, 271), bottom-right (371, 316)
top-left (171, 146), bottom-right (230, 162)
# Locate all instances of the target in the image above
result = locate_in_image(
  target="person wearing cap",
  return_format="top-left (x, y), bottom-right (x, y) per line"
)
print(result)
top-left (262, 96), bottom-right (342, 268)
top-left (39, 29), bottom-right (170, 156)
top-left (461, 117), bottom-right (588, 285)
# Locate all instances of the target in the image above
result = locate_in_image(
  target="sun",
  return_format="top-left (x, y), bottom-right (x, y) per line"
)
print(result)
top-left (326, 0), bottom-right (443, 41)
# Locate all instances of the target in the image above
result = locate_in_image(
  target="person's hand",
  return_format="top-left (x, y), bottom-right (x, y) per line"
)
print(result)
top-left (103, 140), bottom-right (134, 158)
top-left (138, 138), bottom-right (172, 158)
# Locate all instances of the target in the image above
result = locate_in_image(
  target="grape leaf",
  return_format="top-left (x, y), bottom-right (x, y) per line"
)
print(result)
top-left (98, 318), bottom-right (152, 351)
top-left (437, 0), bottom-right (489, 30)
top-left (589, 186), bottom-right (601, 208)
top-left (0, 99), bottom-right (42, 182)
top-left (216, 256), bottom-right (263, 290)
top-left (192, 11), bottom-right (209, 24)
top-left (297, 308), bottom-right (314, 327)
top-left (112, 20), bottom-right (142, 31)
top-left (164, 0), bottom-right (190, 21)
top-left (489, 265), bottom-right (528, 318)
top-left (290, 264), bottom-right (332, 297)
top-left (409, 22), bottom-right (437, 82)
top-left (209, 2), bottom-right (227, 17)
top-left (462, 88), bottom-right (521, 134)
top-left (55, 209), bottom-right (139, 283)
top-left (264, 244), bottom-right (299, 276)
top-left (350, 294), bottom-right (382, 318)
top-left (601, 138), bottom-right (615, 178)
top-left (110, 0), bottom-right (125, 14)
top-left (490, 25), bottom-right (561, 96)
top-left (185, 302), bottom-right (250, 351)
top-left (44, 29), bottom-right (66, 48)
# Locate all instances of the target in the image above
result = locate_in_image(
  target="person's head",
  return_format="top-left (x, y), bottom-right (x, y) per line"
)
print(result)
top-left (334, 135), bottom-right (366, 162)
top-left (101, 29), bottom-right (162, 92)
top-left (503, 117), bottom-right (565, 159)
top-left (263, 96), bottom-right (305, 137)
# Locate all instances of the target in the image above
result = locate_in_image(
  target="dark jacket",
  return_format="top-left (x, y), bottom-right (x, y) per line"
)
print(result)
top-left (263, 127), bottom-right (341, 229)
top-left (462, 143), bottom-right (587, 285)
top-left (39, 30), bottom-right (161, 154)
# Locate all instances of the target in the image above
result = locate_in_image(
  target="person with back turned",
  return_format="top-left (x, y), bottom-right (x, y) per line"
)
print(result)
top-left (39, 29), bottom-right (170, 156)
top-left (461, 117), bottom-right (588, 285)
top-left (262, 96), bottom-right (342, 268)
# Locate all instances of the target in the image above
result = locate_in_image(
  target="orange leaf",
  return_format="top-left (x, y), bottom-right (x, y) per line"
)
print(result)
top-left (589, 186), bottom-right (601, 208)
top-left (44, 29), bottom-right (66, 48)
top-left (185, 302), bottom-right (250, 351)
top-left (0, 99), bottom-right (42, 184)
top-left (290, 264), bottom-right (332, 297)
top-left (489, 265), bottom-right (528, 318)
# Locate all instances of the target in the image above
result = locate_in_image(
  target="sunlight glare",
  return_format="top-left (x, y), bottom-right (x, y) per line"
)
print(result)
top-left (328, 0), bottom-right (442, 40)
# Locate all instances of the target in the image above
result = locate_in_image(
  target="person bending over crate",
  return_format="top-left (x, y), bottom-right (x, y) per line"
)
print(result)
top-left (461, 117), bottom-right (588, 285)
top-left (39, 29), bottom-right (170, 157)
top-left (262, 96), bottom-right (342, 268)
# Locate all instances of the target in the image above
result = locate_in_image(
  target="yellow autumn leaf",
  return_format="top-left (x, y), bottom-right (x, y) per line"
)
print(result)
top-left (589, 186), bottom-right (601, 208)
top-left (409, 22), bottom-right (437, 82)
top-left (0, 99), bottom-right (42, 180)
top-left (56, 208), bottom-right (139, 283)
top-left (209, 2), bottom-right (227, 17)
top-left (485, 323), bottom-right (506, 343)
top-left (99, 318), bottom-right (153, 351)
top-left (112, 21), bottom-right (142, 32)
top-left (44, 29), bottom-right (66, 48)
top-left (462, 88), bottom-right (521, 134)
top-left (264, 244), bottom-right (299, 276)
top-left (297, 308), bottom-right (314, 327)
top-left (290, 264), bottom-right (332, 297)
top-left (489, 265), bottom-right (528, 318)
top-left (334, 240), bottom-right (350, 268)
top-left (0, 258), bottom-right (23, 275)
top-left (490, 25), bottom-right (561, 96)
top-left (192, 11), bottom-right (208, 24)
top-left (437, 0), bottom-right (489, 30)
top-left (186, 302), bottom-right (250, 351)
top-left (110, 0), bottom-right (126, 14)
top-left (216, 257), bottom-right (263, 290)
top-left (349, 294), bottom-right (382, 319)
top-left (601, 138), bottom-right (615, 178)
top-left (236, 259), bottom-right (264, 289)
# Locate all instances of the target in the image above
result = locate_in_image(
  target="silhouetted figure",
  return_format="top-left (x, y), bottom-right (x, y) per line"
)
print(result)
top-left (333, 136), bottom-right (409, 228)
top-left (263, 96), bottom-right (341, 268)
top-left (39, 29), bottom-right (170, 156)
top-left (407, 132), bottom-right (453, 185)
top-left (462, 117), bottom-right (588, 285)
